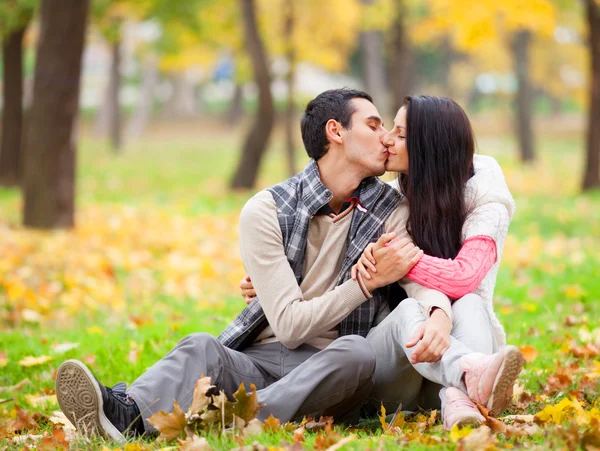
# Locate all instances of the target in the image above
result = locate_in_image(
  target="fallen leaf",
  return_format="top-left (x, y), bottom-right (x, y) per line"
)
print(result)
top-left (293, 426), bottom-right (305, 443)
top-left (178, 434), bottom-right (212, 451)
top-left (147, 400), bottom-right (187, 442)
top-left (51, 342), bottom-right (80, 354)
top-left (18, 355), bottom-right (52, 367)
top-left (519, 345), bottom-right (539, 363)
top-left (188, 377), bottom-right (215, 416)
top-left (450, 424), bottom-right (473, 442)
top-left (323, 435), bottom-right (356, 451)
top-left (7, 404), bottom-right (39, 433)
top-left (0, 351), bottom-right (8, 367)
top-left (242, 418), bottom-right (263, 437)
top-left (48, 410), bottom-right (75, 432)
top-left (39, 428), bottom-right (70, 450)
top-left (262, 414), bottom-right (280, 432)
top-left (0, 378), bottom-right (31, 393)
top-left (457, 425), bottom-right (495, 450)
top-left (232, 383), bottom-right (261, 423)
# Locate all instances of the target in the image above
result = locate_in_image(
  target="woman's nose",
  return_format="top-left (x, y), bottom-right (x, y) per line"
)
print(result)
top-left (380, 132), bottom-right (393, 148)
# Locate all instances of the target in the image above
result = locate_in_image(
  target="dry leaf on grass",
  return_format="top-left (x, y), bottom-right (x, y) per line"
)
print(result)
top-left (18, 355), bottom-right (52, 367)
top-left (262, 414), bottom-right (280, 432)
top-left (519, 345), bottom-right (539, 363)
top-left (457, 425), bottom-right (495, 451)
top-left (178, 434), bottom-right (213, 451)
top-left (188, 377), bottom-right (215, 417)
top-left (147, 400), bottom-right (187, 442)
top-left (0, 378), bottom-right (31, 393)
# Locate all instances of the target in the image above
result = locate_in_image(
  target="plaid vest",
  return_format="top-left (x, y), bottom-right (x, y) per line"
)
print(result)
top-left (217, 159), bottom-right (401, 350)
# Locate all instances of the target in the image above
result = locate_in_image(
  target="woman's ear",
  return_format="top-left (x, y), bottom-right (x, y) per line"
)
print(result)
top-left (325, 119), bottom-right (344, 146)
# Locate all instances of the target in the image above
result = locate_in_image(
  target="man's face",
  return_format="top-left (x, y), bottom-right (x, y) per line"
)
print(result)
top-left (341, 98), bottom-right (389, 177)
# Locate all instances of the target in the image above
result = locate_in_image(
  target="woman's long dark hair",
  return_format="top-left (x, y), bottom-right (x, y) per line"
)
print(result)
top-left (399, 96), bottom-right (475, 259)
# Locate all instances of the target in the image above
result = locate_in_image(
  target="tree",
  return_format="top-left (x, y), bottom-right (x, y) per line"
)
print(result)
top-left (22, 0), bottom-right (91, 229)
top-left (230, 0), bottom-right (274, 189)
top-left (414, 0), bottom-right (555, 162)
top-left (583, 0), bottom-right (600, 190)
top-left (0, 0), bottom-right (35, 186)
top-left (283, 0), bottom-right (297, 177)
top-left (387, 3), bottom-right (414, 111)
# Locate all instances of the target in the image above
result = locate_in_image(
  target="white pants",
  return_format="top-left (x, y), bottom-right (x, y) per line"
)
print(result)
top-left (365, 294), bottom-right (499, 414)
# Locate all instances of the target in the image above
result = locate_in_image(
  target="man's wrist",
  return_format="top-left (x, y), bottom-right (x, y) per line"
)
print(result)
top-left (357, 272), bottom-right (375, 298)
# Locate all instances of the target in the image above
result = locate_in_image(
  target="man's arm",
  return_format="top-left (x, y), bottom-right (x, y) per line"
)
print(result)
top-left (240, 192), bottom-right (419, 349)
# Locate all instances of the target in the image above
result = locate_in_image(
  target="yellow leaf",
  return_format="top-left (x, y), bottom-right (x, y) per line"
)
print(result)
top-left (378, 404), bottom-right (388, 430)
top-left (534, 398), bottom-right (576, 424)
top-left (18, 355), bottom-right (52, 367)
top-left (0, 352), bottom-right (8, 368)
top-left (25, 394), bottom-right (57, 408)
top-left (450, 424), bottom-right (473, 442)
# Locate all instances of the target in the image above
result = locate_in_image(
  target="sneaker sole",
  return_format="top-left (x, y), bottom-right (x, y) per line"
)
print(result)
top-left (56, 359), bottom-right (126, 443)
top-left (486, 346), bottom-right (524, 415)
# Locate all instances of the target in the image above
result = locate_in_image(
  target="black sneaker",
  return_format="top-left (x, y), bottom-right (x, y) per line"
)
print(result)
top-left (56, 359), bottom-right (144, 442)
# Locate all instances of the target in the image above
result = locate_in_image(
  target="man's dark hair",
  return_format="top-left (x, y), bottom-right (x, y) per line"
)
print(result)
top-left (300, 88), bottom-right (373, 160)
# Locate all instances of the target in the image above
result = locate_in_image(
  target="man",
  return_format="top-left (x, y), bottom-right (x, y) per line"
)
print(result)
top-left (56, 89), bottom-right (424, 443)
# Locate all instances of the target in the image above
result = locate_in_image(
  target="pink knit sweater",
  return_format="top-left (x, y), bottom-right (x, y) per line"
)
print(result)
top-left (405, 235), bottom-right (497, 300)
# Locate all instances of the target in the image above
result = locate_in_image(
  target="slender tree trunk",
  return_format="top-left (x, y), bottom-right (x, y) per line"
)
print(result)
top-left (162, 73), bottom-right (196, 118)
top-left (230, 0), bottom-right (275, 189)
top-left (583, 0), bottom-right (600, 190)
top-left (511, 30), bottom-right (536, 163)
top-left (108, 38), bottom-right (122, 152)
top-left (22, 0), bottom-right (90, 229)
top-left (227, 83), bottom-right (244, 125)
top-left (284, 0), bottom-right (296, 177)
top-left (126, 55), bottom-right (158, 140)
top-left (360, 30), bottom-right (388, 115)
top-left (387, 5), bottom-right (413, 112)
top-left (0, 26), bottom-right (27, 186)
top-left (359, 0), bottom-right (387, 114)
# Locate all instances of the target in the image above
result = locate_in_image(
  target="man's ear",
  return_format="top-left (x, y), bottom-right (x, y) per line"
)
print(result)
top-left (325, 119), bottom-right (344, 146)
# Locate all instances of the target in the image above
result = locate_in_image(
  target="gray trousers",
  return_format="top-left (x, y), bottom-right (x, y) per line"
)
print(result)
top-left (365, 294), bottom-right (498, 414)
top-left (127, 333), bottom-right (375, 431)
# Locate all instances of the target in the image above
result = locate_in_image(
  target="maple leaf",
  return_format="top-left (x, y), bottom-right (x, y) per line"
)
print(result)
top-left (262, 414), bottom-right (280, 432)
top-left (232, 383), bottom-right (261, 423)
top-left (378, 404), bottom-right (388, 430)
top-left (147, 400), bottom-right (187, 442)
top-left (8, 404), bottom-right (39, 433)
top-left (188, 377), bottom-right (215, 417)
top-left (38, 428), bottom-right (70, 451)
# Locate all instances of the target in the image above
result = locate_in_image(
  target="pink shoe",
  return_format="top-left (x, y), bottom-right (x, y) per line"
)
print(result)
top-left (443, 387), bottom-right (485, 430)
top-left (459, 345), bottom-right (524, 415)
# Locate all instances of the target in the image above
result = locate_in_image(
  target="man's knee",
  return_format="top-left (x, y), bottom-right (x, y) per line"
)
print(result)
top-left (333, 335), bottom-right (376, 377)
top-left (180, 332), bottom-right (218, 349)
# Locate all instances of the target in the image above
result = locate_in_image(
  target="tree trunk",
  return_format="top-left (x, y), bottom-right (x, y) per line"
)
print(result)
top-left (0, 26), bottom-right (27, 186)
top-left (511, 30), bottom-right (536, 163)
top-left (108, 38), bottom-right (122, 152)
top-left (440, 36), bottom-right (454, 98)
top-left (583, 0), bottom-right (600, 190)
top-left (230, 0), bottom-right (275, 189)
top-left (387, 5), bottom-right (413, 112)
top-left (126, 55), bottom-right (158, 140)
top-left (22, 0), bottom-right (90, 229)
top-left (360, 30), bottom-right (388, 115)
top-left (284, 0), bottom-right (296, 177)
top-left (226, 83), bottom-right (244, 125)
top-left (162, 73), bottom-right (196, 118)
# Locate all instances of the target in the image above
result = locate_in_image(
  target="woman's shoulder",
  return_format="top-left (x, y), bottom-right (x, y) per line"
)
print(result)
top-left (466, 155), bottom-right (515, 218)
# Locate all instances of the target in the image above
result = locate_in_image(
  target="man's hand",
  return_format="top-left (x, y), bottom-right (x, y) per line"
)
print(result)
top-left (239, 274), bottom-right (256, 305)
top-left (406, 308), bottom-right (452, 364)
top-left (354, 234), bottom-right (423, 293)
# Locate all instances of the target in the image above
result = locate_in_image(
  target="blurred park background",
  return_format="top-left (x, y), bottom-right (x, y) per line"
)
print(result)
top-left (1, 0), bottom-right (600, 449)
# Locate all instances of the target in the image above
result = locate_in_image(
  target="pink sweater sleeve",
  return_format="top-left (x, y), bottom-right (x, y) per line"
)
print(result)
top-left (405, 235), bottom-right (497, 300)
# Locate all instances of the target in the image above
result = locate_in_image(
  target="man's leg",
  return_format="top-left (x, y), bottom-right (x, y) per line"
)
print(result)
top-left (128, 333), bottom-right (276, 429)
top-left (256, 335), bottom-right (376, 424)
top-left (56, 333), bottom-right (274, 442)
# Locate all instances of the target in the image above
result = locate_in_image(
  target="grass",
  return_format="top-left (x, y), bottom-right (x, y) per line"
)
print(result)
top-left (0, 120), bottom-right (599, 450)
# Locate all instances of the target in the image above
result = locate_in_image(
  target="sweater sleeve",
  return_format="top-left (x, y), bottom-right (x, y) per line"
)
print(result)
top-left (239, 191), bottom-right (369, 350)
top-left (405, 236), bottom-right (497, 300)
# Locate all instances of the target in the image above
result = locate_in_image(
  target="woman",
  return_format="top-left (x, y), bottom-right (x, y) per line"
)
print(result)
top-left (352, 95), bottom-right (520, 429)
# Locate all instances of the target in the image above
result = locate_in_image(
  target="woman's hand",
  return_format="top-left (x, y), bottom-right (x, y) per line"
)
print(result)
top-left (351, 232), bottom-right (396, 281)
top-left (405, 308), bottom-right (452, 364)
top-left (239, 274), bottom-right (256, 305)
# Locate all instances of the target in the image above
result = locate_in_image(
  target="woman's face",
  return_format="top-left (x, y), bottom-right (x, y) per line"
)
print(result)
top-left (382, 106), bottom-right (409, 173)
